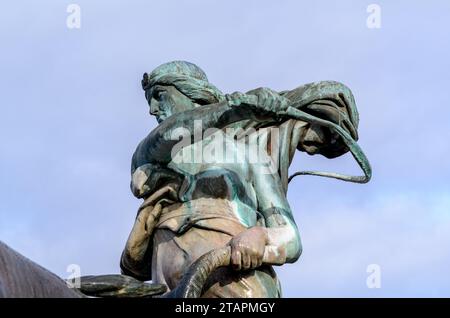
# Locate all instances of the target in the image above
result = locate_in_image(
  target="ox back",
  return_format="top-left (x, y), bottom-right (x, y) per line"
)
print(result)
top-left (0, 241), bottom-right (82, 298)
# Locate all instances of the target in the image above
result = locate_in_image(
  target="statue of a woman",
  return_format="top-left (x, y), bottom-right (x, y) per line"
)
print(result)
top-left (120, 61), bottom-right (370, 297)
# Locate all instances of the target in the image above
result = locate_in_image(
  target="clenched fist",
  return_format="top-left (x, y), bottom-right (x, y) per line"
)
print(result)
top-left (226, 87), bottom-right (290, 118)
top-left (228, 227), bottom-right (268, 271)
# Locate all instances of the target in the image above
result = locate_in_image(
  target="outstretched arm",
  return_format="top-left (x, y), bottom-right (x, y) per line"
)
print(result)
top-left (132, 87), bottom-right (291, 172)
top-left (130, 88), bottom-right (291, 199)
top-left (131, 100), bottom-right (260, 172)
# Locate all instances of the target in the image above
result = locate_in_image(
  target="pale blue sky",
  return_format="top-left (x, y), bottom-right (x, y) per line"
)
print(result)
top-left (1, 1), bottom-right (450, 297)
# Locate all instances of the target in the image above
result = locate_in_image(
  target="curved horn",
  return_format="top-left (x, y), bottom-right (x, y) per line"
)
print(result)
top-left (161, 244), bottom-right (285, 298)
top-left (162, 246), bottom-right (231, 298)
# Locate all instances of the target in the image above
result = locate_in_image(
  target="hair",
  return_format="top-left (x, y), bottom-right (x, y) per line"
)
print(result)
top-left (142, 61), bottom-right (226, 105)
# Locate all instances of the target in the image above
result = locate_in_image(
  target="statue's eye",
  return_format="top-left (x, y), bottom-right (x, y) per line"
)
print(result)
top-left (154, 89), bottom-right (166, 100)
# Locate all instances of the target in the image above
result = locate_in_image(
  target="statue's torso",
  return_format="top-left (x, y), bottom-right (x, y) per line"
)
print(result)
top-left (165, 130), bottom-right (268, 229)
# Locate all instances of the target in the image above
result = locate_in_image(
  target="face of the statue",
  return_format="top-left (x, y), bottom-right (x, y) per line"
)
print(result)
top-left (298, 124), bottom-right (333, 155)
top-left (147, 85), bottom-right (196, 123)
top-left (298, 123), bottom-right (346, 158)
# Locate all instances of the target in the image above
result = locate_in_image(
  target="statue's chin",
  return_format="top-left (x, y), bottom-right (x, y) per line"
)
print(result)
top-left (303, 144), bottom-right (320, 155)
top-left (306, 150), bottom-right (318, 156)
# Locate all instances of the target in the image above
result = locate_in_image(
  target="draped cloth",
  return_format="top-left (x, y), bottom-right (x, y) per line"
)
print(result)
top-left (235, 80), bottom-right (367, 193)
top-left (121, 189), bottom-right (281, 298)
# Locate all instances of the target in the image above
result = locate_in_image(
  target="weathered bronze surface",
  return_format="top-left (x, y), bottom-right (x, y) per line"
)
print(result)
top-left (120, 61), bottom-right (371, 298)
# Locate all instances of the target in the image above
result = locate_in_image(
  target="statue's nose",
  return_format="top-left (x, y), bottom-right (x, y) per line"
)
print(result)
top-left (150, 101), bottom-right (160, 116)
top-left (304, 125), bottom-right (324, 144)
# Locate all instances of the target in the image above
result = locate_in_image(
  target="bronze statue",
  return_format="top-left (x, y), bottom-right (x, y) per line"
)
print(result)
top-left (119, 61), bottom-right (371, 298)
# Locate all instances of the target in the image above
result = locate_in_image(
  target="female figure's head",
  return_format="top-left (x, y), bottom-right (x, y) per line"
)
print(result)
top-left (142, 61), bottom-right (225, 123)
